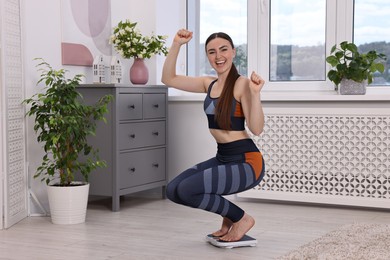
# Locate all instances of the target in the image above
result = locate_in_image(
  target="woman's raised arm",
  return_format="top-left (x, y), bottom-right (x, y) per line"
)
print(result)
top-left (161, 29), bottom-right (212, 93)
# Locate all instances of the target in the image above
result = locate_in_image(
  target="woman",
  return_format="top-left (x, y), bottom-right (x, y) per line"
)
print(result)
top-left (162, 29), bottom-right (265, 242)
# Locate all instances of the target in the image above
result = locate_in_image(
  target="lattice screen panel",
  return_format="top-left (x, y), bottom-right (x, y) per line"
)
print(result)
top-left (2, 0), bottom-right (28, 228)
top-left (244, 114), bottom-right (390, 208)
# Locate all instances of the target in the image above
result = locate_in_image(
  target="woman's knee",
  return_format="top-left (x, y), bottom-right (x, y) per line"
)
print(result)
top-left (165, 181), bottom-right (179, 202)
top-left (176, 180), bottom-right (200, 206)
top-left (166, 180), bottom-right (196, 206)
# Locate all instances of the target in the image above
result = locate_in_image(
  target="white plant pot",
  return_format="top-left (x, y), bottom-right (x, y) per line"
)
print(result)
top-left (339, 79), bottom-right (367, 95)
top-left (47, 182), bottom-right (90, 225)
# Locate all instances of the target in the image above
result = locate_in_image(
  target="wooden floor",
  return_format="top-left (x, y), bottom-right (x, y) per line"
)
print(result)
top-left (1, 193), bottom-right (390, 260)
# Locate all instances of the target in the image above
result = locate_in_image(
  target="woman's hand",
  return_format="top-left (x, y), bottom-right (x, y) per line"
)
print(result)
top-left (249, 71), bottom-right (265, 93)
top-left (174, 29), bottom-right (193, 46)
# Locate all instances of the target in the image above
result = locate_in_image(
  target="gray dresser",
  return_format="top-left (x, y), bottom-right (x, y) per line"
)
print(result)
top-left (78, 84), bottom-right (167, 211)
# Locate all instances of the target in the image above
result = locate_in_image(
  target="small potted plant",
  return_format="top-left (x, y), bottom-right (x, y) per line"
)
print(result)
top-left (326, 41), bottom-right (387, 94)
top-left (23, 59), bottom-right (112, 224)
top-left (109, 19), bottom-right (169, 84)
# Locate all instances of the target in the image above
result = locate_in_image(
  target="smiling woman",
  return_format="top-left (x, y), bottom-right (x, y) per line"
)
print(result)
top-left (161, 27), bottom-right (266, 243)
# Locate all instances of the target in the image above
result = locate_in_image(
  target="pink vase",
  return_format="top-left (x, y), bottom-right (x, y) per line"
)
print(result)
top-left (129, 58), bottom-right (149, 85)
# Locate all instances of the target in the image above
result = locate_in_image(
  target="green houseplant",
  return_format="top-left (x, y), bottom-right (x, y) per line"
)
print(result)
top-left (326, 41), bottom-right (387, 94)
top-left (24, 59), bottom-right (112, 224)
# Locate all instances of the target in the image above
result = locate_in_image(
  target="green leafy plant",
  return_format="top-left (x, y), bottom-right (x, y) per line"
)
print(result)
top-left (109, 19), bottom-right (169, 59)
top-left (23, 59), bottom-right (113, 186)
top-left (326, 41), bottom-right (387, 86)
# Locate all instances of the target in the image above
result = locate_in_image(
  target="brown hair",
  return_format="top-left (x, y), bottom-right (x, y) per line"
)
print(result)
top-left (205, 32), bottom-right (240, 130)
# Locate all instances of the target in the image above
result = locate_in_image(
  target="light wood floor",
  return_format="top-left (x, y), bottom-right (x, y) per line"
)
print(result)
top-left (1, 193), bottom-right (390, 260)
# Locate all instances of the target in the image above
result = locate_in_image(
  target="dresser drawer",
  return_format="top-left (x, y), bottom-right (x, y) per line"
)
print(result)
top-left (143, 93), bottom-right (166, 119)
top-left (78, 85), bottom-right (167, 212)
top-left (118, 93), bottom-right (143, 120)
top-left (119, 148), bottom-right (166, 189)
top-left (119, 121), bottom-right (166, 150)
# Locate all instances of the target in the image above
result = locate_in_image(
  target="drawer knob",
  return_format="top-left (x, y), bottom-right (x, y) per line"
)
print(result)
top-left (129, 134), bottom-right (136, 138)
top-left (128, 104), bottom-right (135, 109)
top-left (153, 104), bottom-right (159, 108)
top-left (152, 132), bottom-right (159, 136)
top-left (129, 167), bottom-right (136, 172)
top-left (152, 163), bottom-right (159, 168)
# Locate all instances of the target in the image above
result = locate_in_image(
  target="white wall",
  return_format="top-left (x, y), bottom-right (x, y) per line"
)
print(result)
top-left (22, 0), bottom-right (198, 214)
top-left (23, 0), bottom-right (65, 215)
top-left (20, 0), bottom-right (390, 216)
top-left (167, 101), bottom-right (216, 180)
top-left (111, 0), bottom-right (156, 84)
top-left (0, 2), bottom-right (3, 226)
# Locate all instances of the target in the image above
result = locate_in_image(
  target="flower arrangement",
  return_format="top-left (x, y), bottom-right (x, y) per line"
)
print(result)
top-left (109, 19), bottom-right (169, 59)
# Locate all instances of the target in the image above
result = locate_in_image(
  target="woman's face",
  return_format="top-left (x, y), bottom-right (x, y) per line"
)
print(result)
top-left (206, 37), bottom-right (236, 75)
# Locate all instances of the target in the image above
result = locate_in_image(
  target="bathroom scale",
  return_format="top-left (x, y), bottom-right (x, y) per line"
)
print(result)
top-left (206, 234), bottom-right (257, 249)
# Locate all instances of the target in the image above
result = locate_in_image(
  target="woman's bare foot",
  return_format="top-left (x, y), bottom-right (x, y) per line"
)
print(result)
top-left (211, 217), bottom-right (233, 237)
top-left (219, 213), bottom-right (255, 242)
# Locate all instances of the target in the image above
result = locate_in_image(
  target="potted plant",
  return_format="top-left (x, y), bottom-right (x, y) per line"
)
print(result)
top-left (109, 19), bottom-right (169, 84)
top-left (326, 41), bottom-right (387, 94)
top-left (23, 59), bottom-right (112, 224)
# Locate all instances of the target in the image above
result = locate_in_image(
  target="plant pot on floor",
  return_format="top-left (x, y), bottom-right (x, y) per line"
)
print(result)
top-left (47, 182), bottom-right (90, 225)
top-left (23, 60), bottom-right (112, 225)
top-left (339, 79), bottom-right (367, 95)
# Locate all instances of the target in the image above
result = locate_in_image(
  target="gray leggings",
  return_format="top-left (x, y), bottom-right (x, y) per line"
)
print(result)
top-left (166, 139), bottom-right (265, 222)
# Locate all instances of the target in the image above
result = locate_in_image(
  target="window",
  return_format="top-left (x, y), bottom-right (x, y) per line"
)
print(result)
top-left (354, 0), bottom-right (390, 86)
top-left (188, 0), bottom-right (248, 77)
top-left (187, 0), bottom-right (389, 92)
top-left (270, 0), bottom-right (326, 81)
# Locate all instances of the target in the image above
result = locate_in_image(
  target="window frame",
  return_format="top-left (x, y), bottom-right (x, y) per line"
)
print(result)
top-left (252, 0), bottom-right (340, 92)
top-left (186, 0), bottom-right (199, 77)
top-left (187, 0), bottom-right (388, 93)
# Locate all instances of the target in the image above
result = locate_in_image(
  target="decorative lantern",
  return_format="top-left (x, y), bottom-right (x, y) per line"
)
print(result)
top-left (93, 55), bottom-right (105, 83)
top-left (110, 56), bottom-right (122, 84)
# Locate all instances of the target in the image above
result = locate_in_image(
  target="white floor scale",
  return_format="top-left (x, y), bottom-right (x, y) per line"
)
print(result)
top-left (205, 234), bottom-right (258, 249)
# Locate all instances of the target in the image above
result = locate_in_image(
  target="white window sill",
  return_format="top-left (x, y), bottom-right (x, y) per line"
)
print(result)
top-left (168, 88), bottom-right (390, 102)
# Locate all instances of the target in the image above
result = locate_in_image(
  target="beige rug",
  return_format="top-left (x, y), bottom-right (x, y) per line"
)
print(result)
top-left (277, 223), bottom-right (390, 260)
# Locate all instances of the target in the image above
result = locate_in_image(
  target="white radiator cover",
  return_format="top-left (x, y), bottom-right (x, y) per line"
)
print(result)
top-left (242, 113), bottom-right (390, 208)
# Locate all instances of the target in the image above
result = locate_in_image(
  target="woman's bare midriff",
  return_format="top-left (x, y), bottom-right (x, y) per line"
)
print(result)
top-left (209, 129), bottom-right (250, 144)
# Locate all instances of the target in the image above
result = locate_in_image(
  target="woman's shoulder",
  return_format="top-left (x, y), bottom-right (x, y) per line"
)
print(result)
top-left (206, 76), bottom-right (218, 85)
top-left (234, 76), bottom-right (250, 96)
top-left (234, 76), bottom-right (249, 92)
top-left (236, 76), bottom-right (249, 86)
top-left (204, 76), bottom-right (218, 91)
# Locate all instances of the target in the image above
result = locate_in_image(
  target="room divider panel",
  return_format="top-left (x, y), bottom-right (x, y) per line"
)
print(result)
top-left (0, 0), bottom-right (28, 229)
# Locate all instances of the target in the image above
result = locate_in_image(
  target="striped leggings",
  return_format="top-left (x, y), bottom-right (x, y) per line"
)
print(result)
top-left (166, 138), bottom-right (265, 223)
